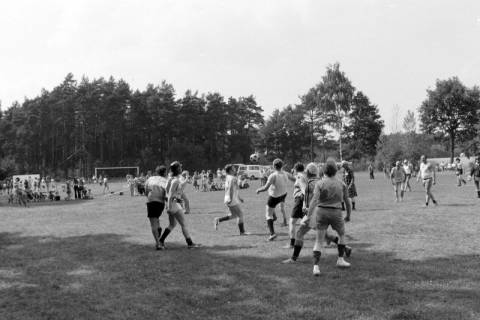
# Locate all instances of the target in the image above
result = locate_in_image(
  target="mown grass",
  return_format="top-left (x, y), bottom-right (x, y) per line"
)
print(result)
top-left (1, 172), bottom-right (479, 320)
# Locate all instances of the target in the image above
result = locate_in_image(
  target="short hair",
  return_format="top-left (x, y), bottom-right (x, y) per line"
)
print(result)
top-left (155, 165), bottom-right (167, 177)
top-left (455, 157), bottom-right (460, 161)
top-left (170, 161), bottom-right (182, 176)
top-left (323, 158), bottom-right (338, 177)
top-left (273, 158), bottom-right (283, 170)
top-left (224, 164), bottom-right (234, 174)
top-left (293, 162), bottom-right (304, 172)
top-left (305, 162), bottom-right (318, 177)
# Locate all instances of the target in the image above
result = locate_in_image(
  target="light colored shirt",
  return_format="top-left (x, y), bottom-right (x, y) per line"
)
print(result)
top-left (293, 173), bottom-right (307, 198)
top-left (267, 170), bottom-right (289, 197)
top-left (403, 164), bottom-right (412, 175)
top-left (224, 174), bottom-right (240, 207)
top-left (145, 176), bottom-right (167, 203)
top-left (420, 162), bottom-right (434, 179)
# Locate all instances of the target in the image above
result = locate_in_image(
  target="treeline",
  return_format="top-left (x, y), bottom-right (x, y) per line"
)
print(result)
top-left (0, 73), bottom-right (263, 177)
top-left (6, 64), bottom-right (476, 178)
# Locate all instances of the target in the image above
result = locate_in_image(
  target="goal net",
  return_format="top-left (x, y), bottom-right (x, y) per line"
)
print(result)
top-left (94, 167), bottom-right (140, 181)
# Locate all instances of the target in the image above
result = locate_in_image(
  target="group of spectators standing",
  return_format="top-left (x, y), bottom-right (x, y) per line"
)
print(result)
top-left (2, 175), bottom-right (93, 206)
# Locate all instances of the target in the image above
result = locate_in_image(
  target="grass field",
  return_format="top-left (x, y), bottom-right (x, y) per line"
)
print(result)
top-left (1, 172), bottom-right (479, 320)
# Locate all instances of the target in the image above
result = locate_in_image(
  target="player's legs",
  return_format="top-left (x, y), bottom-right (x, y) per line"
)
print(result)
top-left (265, 205), bottom-right (277, 240)
top-left (287, 196), bottom-right (304, 247)
top-left (312, 228), bottom-right (326, 275)
top-left (149, 217), bottom-right (161, 247)
top-left (426, 179), bottom-right (436, 204)
top-left (279, 201), bottom-right (287, 226)
top-left (282, 221), bottom-right (310, 262)
top-left (331, 212), bottom-right (350, 267)
top-left (231, 205), bottom-right (246, 234)
top-left (182, 194), bottom-right (190, 214)
top-left (393, 183), bottom-right (399, 201)
top-left (159, 213), bottom-right (177, 245)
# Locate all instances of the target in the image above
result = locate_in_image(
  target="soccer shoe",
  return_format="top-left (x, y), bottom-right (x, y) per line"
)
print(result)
top-left (187, 243), bottom-right (202, 249)
top-left (156, 243), bottom-right (165, 251)
top-left (336, 257), bottom-right (351, 268)
top-left (282, 258), bottom-right (297, 264)
top-left (313, 265), bottom-right (320, 276)
top-left (240, 232), bottom-right (251, 236)
top-left (345, 246), bottom-right (352, 258)
top-left (267, 234), bottom-right (277, 241)
top-left (214, 218), bottom-right (219, 230)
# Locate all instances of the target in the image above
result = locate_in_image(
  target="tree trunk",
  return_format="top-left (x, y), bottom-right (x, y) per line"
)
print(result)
top-left (450, 132), bottom-right (455, 164)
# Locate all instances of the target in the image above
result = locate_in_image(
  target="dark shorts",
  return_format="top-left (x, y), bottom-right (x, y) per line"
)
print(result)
top-left (314, 207), bottom-right (345, 235)
top-left (147, 201), bottom-right (165, 218)
top-left (291, 195), bottom-right (305, 219)
top-left (267, 193), bottom-right (287, 209)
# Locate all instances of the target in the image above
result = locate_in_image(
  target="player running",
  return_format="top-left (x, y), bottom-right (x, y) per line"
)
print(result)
top-left (283, 162), bottom-right (307, 249)
top-left (308, 159), bottom-right (352, 276)
top-left (282, 163), bottom-right (352, 264)
top-left (214, 164), bottom-right (249, 235)
top-left (256, 158), bottom-right (291, 241)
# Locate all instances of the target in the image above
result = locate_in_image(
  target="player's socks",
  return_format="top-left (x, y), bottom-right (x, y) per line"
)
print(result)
top-left (267, 219), bottom-right (275, 235)
top-left (290, 238), bottom-right (295, 247)
top-left (219, 216), bottom-right (230, 222)
top-left (157, 227), bottom-right (162, 241)
top-left (313, 250), bottom-right (321, 265)
top-left (337, 244), bottom-right (346, 257)
top-left (477, 191), bottom-right (480, 198)
top-left (352, 201), bottom-right (356, 210)
top-left (159, 228), bottom-right (171, 243)
top-left (292, 243), bottom-right (303, 260)
top-left (341, 202), bottom-right (345, 211)
top-left (186, 238), bottom-right (193, 246)
top-left (238, 223), bottom-right (245, 234)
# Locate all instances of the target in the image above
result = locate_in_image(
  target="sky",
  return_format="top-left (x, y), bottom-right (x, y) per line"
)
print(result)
top-left (1, 0), bottom-right (479, 132)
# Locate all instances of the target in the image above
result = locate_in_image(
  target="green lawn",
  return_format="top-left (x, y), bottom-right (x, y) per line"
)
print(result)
top-left (1, 172), bottom-right (479, 320)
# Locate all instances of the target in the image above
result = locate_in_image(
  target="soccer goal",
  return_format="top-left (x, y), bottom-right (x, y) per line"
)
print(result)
top-left (94, 167), bottom-right (140, 180)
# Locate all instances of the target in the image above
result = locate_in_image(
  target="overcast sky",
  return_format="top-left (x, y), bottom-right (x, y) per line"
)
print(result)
top-left (1, 0), bottom-right (479, 132)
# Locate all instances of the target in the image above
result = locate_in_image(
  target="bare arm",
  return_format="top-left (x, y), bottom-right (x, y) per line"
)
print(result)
top-left (343, 184), bottom-right (352, 222)
top-left (256, 175), bottom-right (274, 194)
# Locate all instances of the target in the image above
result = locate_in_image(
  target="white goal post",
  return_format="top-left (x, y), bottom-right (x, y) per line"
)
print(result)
top-left (94, 167), bottom-right (140, 179)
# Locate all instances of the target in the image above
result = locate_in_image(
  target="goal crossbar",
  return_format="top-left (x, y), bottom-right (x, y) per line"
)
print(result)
top-left (94, 166), bottom-right (140, 178)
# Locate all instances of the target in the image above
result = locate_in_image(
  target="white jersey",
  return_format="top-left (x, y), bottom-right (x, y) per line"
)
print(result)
top-left (224, 175), bottom-right (240, 207)
top-left (420, 162), bottom-right (434, 179)
top-left (403, 164), bottom-right (412, 175)
top-left (267, 170), bottom-right (289, 197)
top-left (145, 176), bottom-right (167, 203)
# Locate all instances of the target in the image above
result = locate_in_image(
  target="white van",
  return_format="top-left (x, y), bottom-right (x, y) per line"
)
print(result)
top-left (244, 165), bottom-right (262, 180)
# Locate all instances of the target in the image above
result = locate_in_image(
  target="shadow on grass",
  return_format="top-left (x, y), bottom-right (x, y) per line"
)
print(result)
top-left (0, 232), bottom-right (479, 320)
